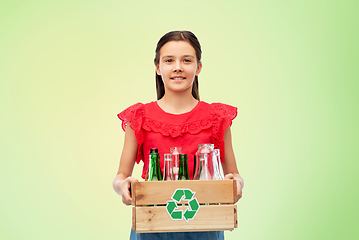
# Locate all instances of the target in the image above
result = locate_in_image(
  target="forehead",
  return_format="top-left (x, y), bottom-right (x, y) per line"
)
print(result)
top-left (159, 41), bottom-right (196, 57)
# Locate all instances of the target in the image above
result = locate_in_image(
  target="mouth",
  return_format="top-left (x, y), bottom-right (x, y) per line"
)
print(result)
top-left (171, 76), bottom-right (186, 80)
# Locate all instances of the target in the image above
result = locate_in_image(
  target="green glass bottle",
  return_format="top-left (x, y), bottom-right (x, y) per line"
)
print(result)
top-left (193, 155), bottom-right (197, 180)
top-left (148, 148), bottom-right (163, 181)
top-left (178, 154), bottom-right (190, 180)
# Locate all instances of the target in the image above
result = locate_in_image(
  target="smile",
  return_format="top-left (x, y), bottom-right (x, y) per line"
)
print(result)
top-left (171, 77), bottom-right (186, 80)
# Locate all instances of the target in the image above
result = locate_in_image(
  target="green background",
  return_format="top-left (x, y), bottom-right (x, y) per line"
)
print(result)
top-left (1, 0), bottom-right (358, 239)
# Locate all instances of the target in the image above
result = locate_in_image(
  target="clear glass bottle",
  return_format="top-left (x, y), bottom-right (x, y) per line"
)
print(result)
top-left (194, 144), bottom-right (215, 180)
top-left (213, 149), bottom-right (224, 180)
top-left (163, 153), bottom-right (173, 181)
top-left (170, 147), bottom-right (182, 180)
top-left (193, 144), bottom-right (202, 180)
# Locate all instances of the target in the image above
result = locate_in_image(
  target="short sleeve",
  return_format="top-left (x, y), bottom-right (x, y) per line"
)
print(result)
top-left (117, 103), bottom-right (145, 164)
top-left (117, 103), bottom-right (144, 132)
top-left (210, 103), bottom-right (238, 160)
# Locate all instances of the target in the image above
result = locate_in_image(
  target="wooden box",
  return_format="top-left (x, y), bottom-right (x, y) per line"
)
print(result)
top-left (131, 179), bottom-right (238, 233)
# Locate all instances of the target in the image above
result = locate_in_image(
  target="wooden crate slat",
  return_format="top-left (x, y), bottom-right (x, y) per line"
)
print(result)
top-left (132, 180), bottom-right (235, 206)
top-left (134, 205), bottom-right (236, 233)
top-left (234, 205), bottom-right (238, 229)
top-left (233, 179), bottom-right (237, 203)
top-left (132, 207), bottom-right (136, 231)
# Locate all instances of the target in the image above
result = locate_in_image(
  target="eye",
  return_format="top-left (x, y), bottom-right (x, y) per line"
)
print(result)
top-left (165, 59), bottom-right (173, 63)
top-left (183, 59), bottom-right (191, 63)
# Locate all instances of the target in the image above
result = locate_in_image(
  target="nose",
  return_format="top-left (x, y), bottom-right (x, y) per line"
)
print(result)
top-left (173, 62), bottom-right (183, 72)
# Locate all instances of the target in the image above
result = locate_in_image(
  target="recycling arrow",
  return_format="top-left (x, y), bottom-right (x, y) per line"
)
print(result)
top-left (184, 189), bottom-right (194, 200)
top-left (166, 201), bottom-right (177, 213)
top-left (184, 209), bottom-right (196, 221)
top-left (165, 188), bottom-right (200, 222)
top-left (189, 198), bottom-right (199, 211)
top-left (172, 189), bottom-right (184, 202)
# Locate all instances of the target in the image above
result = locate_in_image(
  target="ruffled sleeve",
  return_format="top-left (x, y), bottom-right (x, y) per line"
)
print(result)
top-left (117, 103), bottom-right (145, 164)
top-left (210, 103), bottom-right (238, 160)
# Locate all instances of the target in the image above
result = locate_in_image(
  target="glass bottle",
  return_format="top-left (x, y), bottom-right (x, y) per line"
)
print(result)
top-left (170, 147), bottom-right (182, 180)
top-left (194, 144), bottom-right (215, 180)
top-left (198, 153), bottom-right (207, 180)
top-left (178, 154), bottom-right (190, 180)
top-left (148, 148), bottom-right (163, 181)
top-left (214, 149), bottom-right (224, 180)
top-left (163, 153), bottom-right (173, 181)
top-left (193, 144), bottom-right (202, 180)
top-left (145, 157), bottom-right (150, 181)
top-left (193, 155), bottom-right (197, 180)
top-left (145, 149), bottom-right (156, 181)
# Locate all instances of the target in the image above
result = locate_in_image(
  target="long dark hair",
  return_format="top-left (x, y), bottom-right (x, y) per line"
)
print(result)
top-left (154, 31), bottom-right (202, 100)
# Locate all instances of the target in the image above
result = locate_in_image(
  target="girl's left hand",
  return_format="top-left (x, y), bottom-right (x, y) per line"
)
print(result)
top-left (224, 173), bottom-right (243, 203)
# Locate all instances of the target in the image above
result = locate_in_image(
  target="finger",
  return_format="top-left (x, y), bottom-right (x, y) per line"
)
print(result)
top-left (235, 192), bottom-right (242, 202)
top-left (122, 199), bottom-right (131, 206)
top-left (122, 194), bottom-right (132, 206)
top-left (121, 182), bottom-right (133, 205)
top-left (224, 173), bottom-right (234, 179)
top-left (127, 177), bottom-right (139, 183)
top-left (126, 178), bottom-right (138, 196)
top-left (237, 188), bottom-right (243, 201)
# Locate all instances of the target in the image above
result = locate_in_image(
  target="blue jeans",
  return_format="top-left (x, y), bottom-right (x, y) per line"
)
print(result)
top-left (130, 229), bottom-right (224, 240)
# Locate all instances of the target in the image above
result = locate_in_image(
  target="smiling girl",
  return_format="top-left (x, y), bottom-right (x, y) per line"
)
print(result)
top-left (113, 31), bottom-right (244, 240)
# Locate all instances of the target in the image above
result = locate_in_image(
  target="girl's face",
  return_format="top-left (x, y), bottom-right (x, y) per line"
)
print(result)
top-left (155, 41), bottom-right (202, 95)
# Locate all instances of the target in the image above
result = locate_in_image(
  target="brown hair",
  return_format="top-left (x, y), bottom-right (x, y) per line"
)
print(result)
top-left (154, 31), bottom-right (202, 100)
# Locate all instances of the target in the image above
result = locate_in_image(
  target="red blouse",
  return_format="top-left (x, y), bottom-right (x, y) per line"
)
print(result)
top-left (118, 101), bottom-right (237, 179)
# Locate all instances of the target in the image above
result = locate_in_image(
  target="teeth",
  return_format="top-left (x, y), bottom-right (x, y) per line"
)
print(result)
top-left (173, 78), bottom-right (184, 80)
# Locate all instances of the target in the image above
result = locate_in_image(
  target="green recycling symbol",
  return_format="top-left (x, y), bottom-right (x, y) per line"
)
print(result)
top-left (166, 188), bottom-right (200, 222)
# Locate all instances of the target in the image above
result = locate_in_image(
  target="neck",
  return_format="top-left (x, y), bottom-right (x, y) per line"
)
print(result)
top-left (157, 90), bottom-right (198, 114)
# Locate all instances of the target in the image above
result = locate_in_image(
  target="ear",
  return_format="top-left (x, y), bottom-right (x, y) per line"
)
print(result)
top-left (155, 64), bottom-right (161, 75)
top-left (195, 62), bottom-right (202, 76)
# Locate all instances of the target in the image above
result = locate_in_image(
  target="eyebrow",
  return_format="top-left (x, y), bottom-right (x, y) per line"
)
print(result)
top-left (162, 55), bottom-right (195, 59)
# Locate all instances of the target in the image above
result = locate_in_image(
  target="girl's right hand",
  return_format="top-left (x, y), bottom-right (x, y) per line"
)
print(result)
top-left (119, 177), bottom-right (139, 206)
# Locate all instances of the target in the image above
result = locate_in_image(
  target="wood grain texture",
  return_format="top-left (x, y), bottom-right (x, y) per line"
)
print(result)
top-left (233, 179), bottom-right (237, 203)
top-left (132, 207), bottom-right (136, 231)
top-left (234, 205), bottom-right (238, 229)
top-left (132, 180), bottom-right (235, 206)
top-left (132, 180), bottom-right (136, 206)
top-left (134, 205), bottom-right (236, 233)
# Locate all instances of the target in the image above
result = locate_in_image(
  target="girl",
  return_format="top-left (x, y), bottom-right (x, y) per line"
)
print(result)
top-left (113, 31), bottom-right (244, 240)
